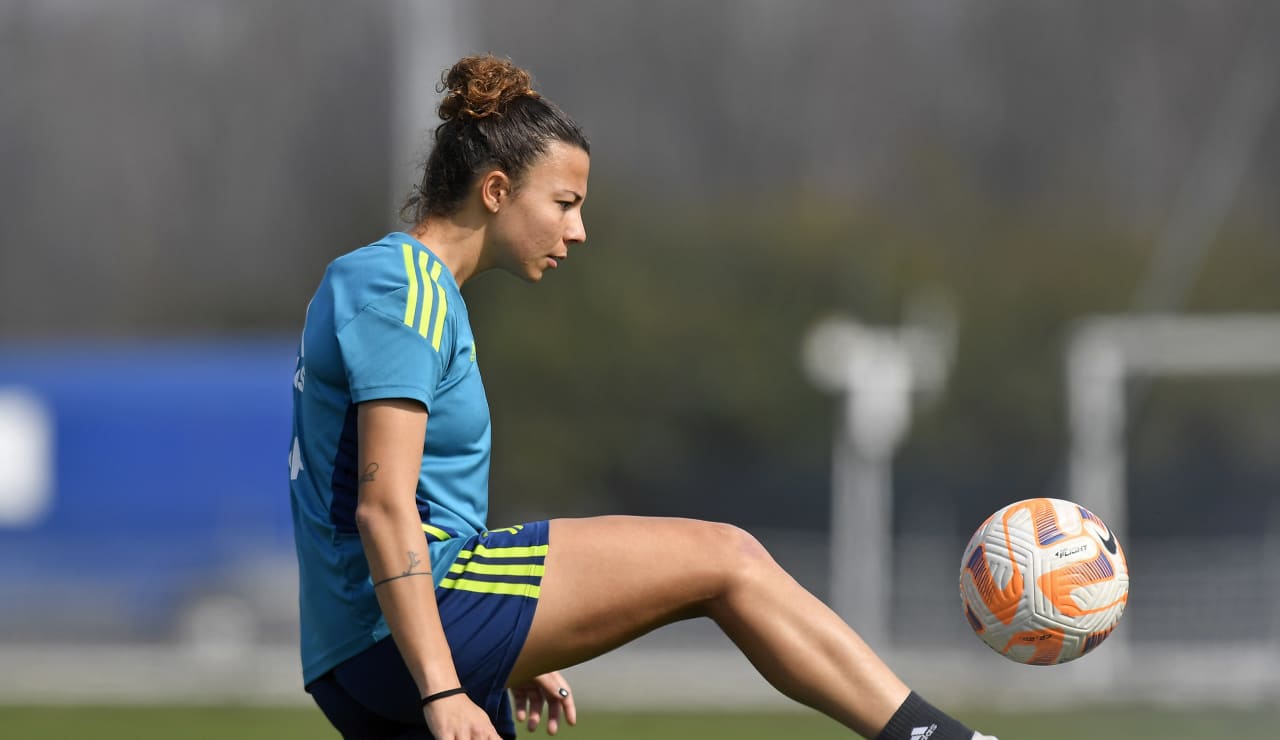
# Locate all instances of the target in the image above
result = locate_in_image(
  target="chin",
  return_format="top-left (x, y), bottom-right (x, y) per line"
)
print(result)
top-left (498, 263), bottom-right (544, 283)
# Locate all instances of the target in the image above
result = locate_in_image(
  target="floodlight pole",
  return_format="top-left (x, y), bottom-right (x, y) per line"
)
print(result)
top-left (805, 312), bottom-right (952, 652)
top-left (832, 332), bottom-right (910, 652)
top-left (390, 1), bottom-right (473, 220)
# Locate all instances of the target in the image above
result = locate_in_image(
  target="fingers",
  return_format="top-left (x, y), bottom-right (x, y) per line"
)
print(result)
top-left (560, 686), bottom-right (581, 727)
top-left (526, 699), bottom-right (543, 732)
top-left (546, 694), bottom-right (562, 735)
top-left (509, 672), bottom-right (578, 734)
top-left (548, 673), bottom-right (577, 728)
top-left (513, 688), bottom-right (528, 723)
top-left (514, 687), bottom-right (539, 731)
top-left (561, 688), bottom-right (577, 728)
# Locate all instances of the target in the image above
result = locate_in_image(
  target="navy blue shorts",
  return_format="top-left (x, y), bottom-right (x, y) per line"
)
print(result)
top-left (308, 521), bottom-right (548, 740)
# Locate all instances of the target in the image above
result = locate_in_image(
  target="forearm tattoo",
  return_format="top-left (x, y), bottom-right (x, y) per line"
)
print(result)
top-left (359, 462), bottom-right (428, 589)
top-left (373, 550), bottom-right (429, 589)
top-left (402, 550), bottom-right (421, 576)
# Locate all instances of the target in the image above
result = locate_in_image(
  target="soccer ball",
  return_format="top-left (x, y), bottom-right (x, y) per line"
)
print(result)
top-left (959, 497), bottom-right (1129, 665)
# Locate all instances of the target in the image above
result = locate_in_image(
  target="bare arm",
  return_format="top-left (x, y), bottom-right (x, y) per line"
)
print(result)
top-left (355, 398), bottom-right (498, 738)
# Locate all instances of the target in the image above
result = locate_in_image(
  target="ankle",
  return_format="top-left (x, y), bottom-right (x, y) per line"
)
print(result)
top-left (874, 691), bottom-right (973, 740)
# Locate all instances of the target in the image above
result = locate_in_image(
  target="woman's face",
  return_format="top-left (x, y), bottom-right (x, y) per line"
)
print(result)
top-left (489, 141), bottom-right (589, 282)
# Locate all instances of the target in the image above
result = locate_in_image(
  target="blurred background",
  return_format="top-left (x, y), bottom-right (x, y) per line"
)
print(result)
top-left (2, 0), bottom-right (1279, 731)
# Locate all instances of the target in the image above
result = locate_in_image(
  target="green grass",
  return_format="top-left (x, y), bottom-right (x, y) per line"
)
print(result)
top-left (1, 704), bottom-right (1275, 739)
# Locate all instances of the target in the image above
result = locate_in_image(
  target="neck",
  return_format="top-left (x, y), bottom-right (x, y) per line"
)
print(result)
top-left (408, 208), bottom-right (490, 286)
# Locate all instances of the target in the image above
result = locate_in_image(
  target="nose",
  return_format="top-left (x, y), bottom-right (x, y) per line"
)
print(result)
top-left (566, 212), bottom-right (586, 245)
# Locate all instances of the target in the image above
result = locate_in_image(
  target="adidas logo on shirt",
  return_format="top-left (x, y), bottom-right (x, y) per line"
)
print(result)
top-left (910, 725), bottom-right (937, 740)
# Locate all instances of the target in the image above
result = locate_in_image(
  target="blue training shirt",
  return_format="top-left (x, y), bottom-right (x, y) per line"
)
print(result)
top-left (289, 232), bottom-right (491, 685)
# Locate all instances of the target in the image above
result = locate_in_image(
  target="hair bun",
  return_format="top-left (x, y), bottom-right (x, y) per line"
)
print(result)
top-left (438, 54), bottom-right (540, 121)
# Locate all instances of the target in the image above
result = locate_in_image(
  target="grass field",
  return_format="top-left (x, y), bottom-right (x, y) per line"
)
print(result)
top-left (2, 705), bottom-right (1276, 739)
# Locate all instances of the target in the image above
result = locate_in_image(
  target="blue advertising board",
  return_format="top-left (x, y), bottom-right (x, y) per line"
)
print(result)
top-left (0, 339), bottom-right (299, 641)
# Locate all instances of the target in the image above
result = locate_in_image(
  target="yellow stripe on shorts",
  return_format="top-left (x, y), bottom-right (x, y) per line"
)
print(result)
top-left (448, 562), bottom-right (545, 578)
top-left (439, 578), bottom-right (541, 599)
top-left (472, 543), bottom-right (549, 559)
top-left (439, 527), bottom-right (545, 599)
top-left (421, 523), bottom-right (452, 541)
top-left (452, 544), bottom-right (548, 563)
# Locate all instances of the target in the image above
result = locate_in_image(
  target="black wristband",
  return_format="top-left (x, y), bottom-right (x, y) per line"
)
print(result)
top-left (421, 687), bottom-right (468, 706)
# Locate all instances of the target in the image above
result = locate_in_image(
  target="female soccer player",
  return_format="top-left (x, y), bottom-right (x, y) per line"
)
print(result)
top-left (289, 54), bottom-right (996, 740)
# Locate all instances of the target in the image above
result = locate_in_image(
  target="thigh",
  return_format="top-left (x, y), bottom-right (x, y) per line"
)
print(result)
top-left (508, 515), bottom-right (764, 685)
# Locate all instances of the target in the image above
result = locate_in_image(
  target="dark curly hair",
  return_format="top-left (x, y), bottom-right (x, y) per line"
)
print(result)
top-left (401, 54), bottom-right (590, 223)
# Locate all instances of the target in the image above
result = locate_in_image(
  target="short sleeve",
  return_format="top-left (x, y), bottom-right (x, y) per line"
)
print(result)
top-left (337, 295), bottom-right (448, 409)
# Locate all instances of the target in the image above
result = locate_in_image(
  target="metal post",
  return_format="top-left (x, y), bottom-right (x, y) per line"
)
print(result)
top-left (389, 0), bottom-right (473, 222)
top-left (805, 311), bottom-right (953, 652)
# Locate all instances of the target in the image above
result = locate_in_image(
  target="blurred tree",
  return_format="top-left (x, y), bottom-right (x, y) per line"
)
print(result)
top-left (2, 0), bottom-right (1278, 536)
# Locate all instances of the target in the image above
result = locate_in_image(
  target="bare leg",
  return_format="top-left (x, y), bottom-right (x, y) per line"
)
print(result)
top-left (508, 516), bottom-right (910, 738)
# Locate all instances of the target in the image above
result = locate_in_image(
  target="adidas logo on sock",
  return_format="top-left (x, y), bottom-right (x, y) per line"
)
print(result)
top-left (910, 725), bottom-right (937, 740)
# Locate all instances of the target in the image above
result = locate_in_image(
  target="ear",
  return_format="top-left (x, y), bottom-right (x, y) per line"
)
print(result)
top-left (479, 169), bottom-right (510, 213)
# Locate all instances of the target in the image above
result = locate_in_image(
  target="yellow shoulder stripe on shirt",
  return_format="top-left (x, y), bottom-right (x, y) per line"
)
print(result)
top-left (401, 243), bottom-right (449, 351)
top-left (401, 245), bottom-right (418, 327)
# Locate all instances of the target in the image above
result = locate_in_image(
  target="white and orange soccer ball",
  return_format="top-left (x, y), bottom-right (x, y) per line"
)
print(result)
top-left (959, 497), bottom-right (1129, 665)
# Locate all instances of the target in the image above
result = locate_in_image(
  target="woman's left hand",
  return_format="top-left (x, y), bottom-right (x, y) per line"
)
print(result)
top-left (510, 671), bottom-right (577, 735)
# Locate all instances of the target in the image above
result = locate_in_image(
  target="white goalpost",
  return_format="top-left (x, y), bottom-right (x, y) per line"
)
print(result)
top-left (795, 311), bottom-right (1280, 706)
top-left (1066, 313), bottom-right (1280, 693)
top-left (1067, 313), bottom-right (1280, 549)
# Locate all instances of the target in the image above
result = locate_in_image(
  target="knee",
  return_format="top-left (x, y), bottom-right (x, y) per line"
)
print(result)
top-left (724, 522), bottom-right (771, 560)
top-left (704, 521), bottom-right (775, 585)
